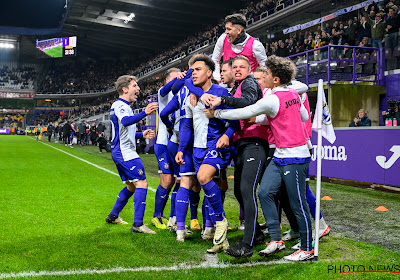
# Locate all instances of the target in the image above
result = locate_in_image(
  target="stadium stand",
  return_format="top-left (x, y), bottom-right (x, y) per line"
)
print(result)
top-left (0, 62), bottom-right (36, 90)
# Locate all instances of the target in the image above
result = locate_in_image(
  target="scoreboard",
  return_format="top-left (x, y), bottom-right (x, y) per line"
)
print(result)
top-left (36, 36), bottom-right (77, 58)
top-left (62, 36), bottom-right (77, 57)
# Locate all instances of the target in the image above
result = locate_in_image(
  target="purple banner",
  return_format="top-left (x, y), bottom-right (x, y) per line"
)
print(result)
top-left (0, 128), bottom-right (10, 134)
top-left (310, 128), bottom-right (400, 187)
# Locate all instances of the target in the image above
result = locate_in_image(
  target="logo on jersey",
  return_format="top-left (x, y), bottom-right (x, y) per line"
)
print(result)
top-left (205, 150), bottom-right (222, 159)
top-left (285, 98), bottom-right (300, 109)
top-left (164, 163), bottom-right (169, 169)
top-left (130, 166), bottom-right (136, 171)
top-left (158, 158), bottom-right (164, 162)
top-left (138, 168), bottom-right (144, 175)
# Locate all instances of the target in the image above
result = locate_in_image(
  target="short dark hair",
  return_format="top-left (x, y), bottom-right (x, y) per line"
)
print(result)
top-left (232, 55), bottom-right (251, 71)
top-left (221, 59), bottom-right (233, 69)
top-left (225, 13), bottom-right (247, 28)
top-left (191, 53), bottom-right (215, 72)
top-left (265, 55), bottom-right (296, 85)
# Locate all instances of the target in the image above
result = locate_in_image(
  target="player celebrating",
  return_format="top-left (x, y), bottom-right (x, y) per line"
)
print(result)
top-left (152, 68), bottom-right (181, 230)
top-left (105, 75), bottom-right (158, 234)
top-left (211, 13), bottom-right (267, 83)
top-left (211, 56), bottom-right (314, 261)
top-left (176, 54), bottom-right (238, 252)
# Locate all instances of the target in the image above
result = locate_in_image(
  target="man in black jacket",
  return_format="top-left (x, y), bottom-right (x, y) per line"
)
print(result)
top-left (385, 7), bottom-right (400, 50)
top-left (47, 122), bottom-right (55, 142)
top-left (90, 122), bottom-right (98, 145)
top-left (63, 122), bottom-right (71, 145)
top-left (349, 109), bottom-right (372, 127)
top-left (207, 55), bottom-right (268, 257)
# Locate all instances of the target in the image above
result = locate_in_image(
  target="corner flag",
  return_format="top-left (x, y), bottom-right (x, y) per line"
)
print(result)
top-left (312, 79), bottom-right (336, 262)
top-left (311, 80), bottom-right (336, 144)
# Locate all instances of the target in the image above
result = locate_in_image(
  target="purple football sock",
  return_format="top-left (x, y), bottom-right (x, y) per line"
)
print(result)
top-left (133, 188), bottom-right (148, 227)
top-left (154, 185), bottom-right (169, 217)
top-left (169, 182), bottom-right (180, 217)
top-left (110, 187), bottom-right (134, 218)
top-left (175, 187), bottom-right (189, 231)
top-left (201, 180), bottom-right (224, 222)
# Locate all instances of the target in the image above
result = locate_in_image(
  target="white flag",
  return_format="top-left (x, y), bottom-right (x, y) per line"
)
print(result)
top-left (312, 80), bottom-right (336, 144)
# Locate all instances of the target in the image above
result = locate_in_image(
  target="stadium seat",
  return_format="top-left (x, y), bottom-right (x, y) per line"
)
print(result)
top-left (385, 48), bottom-right (397, 71)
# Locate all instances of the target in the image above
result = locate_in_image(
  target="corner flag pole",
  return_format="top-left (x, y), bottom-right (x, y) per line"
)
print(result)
top-left (313, 79), bottom-right (324, 262)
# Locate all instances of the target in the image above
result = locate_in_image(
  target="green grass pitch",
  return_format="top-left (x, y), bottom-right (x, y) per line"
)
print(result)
top-left (43, 46), bottom-right (63, 58)
top-left (0, 135), bottom-right (399, 279)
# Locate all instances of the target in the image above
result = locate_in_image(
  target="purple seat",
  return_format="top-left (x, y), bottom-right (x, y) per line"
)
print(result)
top-left (339, 61), bottom-right (349, 68)
top-left (360, 53), bottom-right (370, 63)
top-left (370, 51), bottom-right (378, 63)
top-left (393, 46), bottom-right (400, 57)
top-left (385, 48), bottom-right (393, 59)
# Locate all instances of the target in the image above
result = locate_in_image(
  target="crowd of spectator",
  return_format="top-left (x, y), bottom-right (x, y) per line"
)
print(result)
top-left (38, 59), bottom-right (134, 94)
top-left (266, 1), bottom-right (400, 62)
top-left (132, 0), bottom-right (293, 76)
top-left (0, 65), bottom-right (36, 90)
top-left (0, 113), bottom-right (23, 128)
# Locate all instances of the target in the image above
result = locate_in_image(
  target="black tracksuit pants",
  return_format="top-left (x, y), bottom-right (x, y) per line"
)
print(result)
top-left (233, 141), bottom-right (268, 246)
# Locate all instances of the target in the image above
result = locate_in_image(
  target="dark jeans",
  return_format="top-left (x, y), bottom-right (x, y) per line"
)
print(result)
top-left (258, 161), bottom-right (313, 251)
top-left (233, 142), bottom-right (267, 246)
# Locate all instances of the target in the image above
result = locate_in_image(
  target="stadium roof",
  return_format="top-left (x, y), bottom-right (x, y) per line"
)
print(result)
top-left (60, 0), bottom-right (247, 59)
top-left (0, 0), bottom-right (247, 60)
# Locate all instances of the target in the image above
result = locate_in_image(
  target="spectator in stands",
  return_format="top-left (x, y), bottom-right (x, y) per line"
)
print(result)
top-left (276, 41), bottom-right (289, 57)
top-left (363, 6), bottom-right (386, 49)
top-left (324, 22), bottom-right (332, 36)
top-left (358, 16), bottom-right (372, 42)
top-left (357, 37), bottom-right (373, 56)
top-left (342, 43), bottom-right (352, 59)
top-left (385, 7), bottom-right (400, 50)
top-left (349, 109), bottom-right (371, 127)
top-left (345, 19), bottom-right (358, 46)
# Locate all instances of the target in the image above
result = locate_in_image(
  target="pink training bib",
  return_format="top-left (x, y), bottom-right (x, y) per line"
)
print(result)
top-left (223, 35), bottom-right (258, 72)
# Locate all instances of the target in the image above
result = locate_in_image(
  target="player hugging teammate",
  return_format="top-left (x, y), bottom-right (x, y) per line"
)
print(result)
top-left (105, 13), bottom-right (330, 262)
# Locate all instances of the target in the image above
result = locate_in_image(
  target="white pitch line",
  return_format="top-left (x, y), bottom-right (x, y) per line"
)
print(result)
top-left (0, 259), bottom-right (289, 279)
top-left (28, 137), bottom-right (155, 192)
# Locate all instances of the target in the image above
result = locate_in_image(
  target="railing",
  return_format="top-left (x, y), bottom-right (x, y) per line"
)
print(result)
top-left (287, 45), bottom-right (385, 86)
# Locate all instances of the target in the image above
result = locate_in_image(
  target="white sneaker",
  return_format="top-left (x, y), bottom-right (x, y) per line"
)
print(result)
top-left (282, 229), bottom-right (300, 241)
top-left (291, 239), bottom-right (315, 250)
top-left (167, 216), bottom-right (176, 232)
top-left (213, 218), bottom-right (228, 245)
top-left (202, 227), bottom-right (215, 240)
top-left (238, 219), bottom-right (245, 231)
top-left (130, 224), bottom-right (156, 234)
top-left (176, 229), bottom-right (189, 242)
top-left (318, 226), bottom-right (330, 239)
top-left (259, 240), bottom-right (285, 256)
top-left (283, 249), bottom-right (314, 261)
